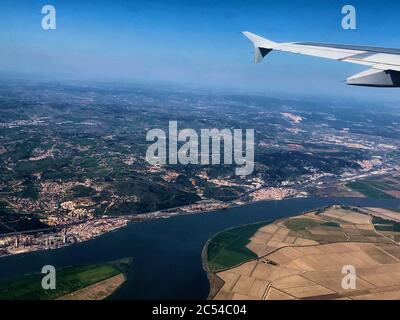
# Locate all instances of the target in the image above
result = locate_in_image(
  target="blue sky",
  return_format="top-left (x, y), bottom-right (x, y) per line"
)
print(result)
top-left (1, 0), bottom-right (400, 102)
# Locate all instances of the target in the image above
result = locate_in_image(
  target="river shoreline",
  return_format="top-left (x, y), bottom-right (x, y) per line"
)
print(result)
top-left (0, 197), bottom-right (398, 299)
top-left (0, 195), bottom-right (307, 259)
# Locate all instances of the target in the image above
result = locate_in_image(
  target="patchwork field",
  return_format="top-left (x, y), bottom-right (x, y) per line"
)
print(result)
top-left (204, 205), bottom-right (400, 300)
top-left (56, 274), bottom-right (126, 300)
top-left (0, 258), bottom-right (132, 300)
top-left (316, 175), bottom-right (400, 199)
top-left (204, 221), bottom-right (272, 271)
top-left (346, 175), bottom-right (400, 200)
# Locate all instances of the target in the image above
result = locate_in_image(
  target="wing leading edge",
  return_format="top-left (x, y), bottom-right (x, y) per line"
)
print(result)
top-left (243, 31), bottom-right (400, 87)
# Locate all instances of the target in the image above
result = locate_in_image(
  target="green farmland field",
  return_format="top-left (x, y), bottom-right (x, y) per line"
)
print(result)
top-left (204, 221), bottom-right (272, 272)
top-left (0, 257), bottom-right (132, 300)
top-left (347, 181), bottom-right (396, 200)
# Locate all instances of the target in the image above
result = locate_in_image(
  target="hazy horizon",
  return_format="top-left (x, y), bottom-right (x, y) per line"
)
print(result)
top-left (2, 0), bottom-right (400, 103)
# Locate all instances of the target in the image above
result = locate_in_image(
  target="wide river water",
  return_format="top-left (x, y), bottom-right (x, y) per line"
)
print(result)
top-left (0, 197), bottom-right (399, 299)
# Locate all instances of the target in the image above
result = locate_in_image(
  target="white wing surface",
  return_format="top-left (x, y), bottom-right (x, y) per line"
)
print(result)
top-left (243, 31), bottom-right (400, 87)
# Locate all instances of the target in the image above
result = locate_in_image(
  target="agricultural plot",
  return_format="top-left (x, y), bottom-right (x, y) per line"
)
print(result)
top-left (204, 221), bottom-right (272, 271)
top-left (371, 214), bottom-right (400, 242)
top-left (0, 258), bottom-right (131, 300)
top-left (367, 207), bottom-right (400, 222)
top-left (346, 175), bottom-right (400, 199)
top-left (56, 274), bottom-right (126, 300)
top-left (208, 206), bottom-right (400, 300)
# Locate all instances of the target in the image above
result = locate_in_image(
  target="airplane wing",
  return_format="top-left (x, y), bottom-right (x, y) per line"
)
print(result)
top-left (243, 31), bottom-right (400, 87)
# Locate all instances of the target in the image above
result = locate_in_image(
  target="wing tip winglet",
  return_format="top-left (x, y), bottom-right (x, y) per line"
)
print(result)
top-left (242, 31), bottom-right (276, 63)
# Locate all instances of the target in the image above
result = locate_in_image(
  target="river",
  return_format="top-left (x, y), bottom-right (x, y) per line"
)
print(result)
top-left (0, 197), bottom-right (399, 299)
